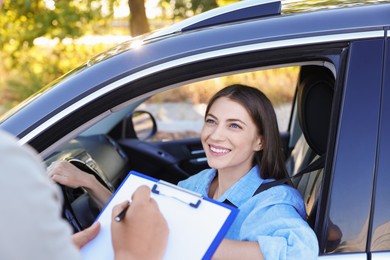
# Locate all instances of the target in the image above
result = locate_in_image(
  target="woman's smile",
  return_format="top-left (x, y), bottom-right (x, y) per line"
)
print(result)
top-left (208, 144), bottom-right (231, 156)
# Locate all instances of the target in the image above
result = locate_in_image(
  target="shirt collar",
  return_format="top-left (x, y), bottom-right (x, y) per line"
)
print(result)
top-left (216, 165), bottom-right (264, 207)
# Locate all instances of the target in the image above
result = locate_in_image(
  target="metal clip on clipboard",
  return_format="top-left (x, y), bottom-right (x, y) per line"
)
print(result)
top-left (151, 180), bottom-right (202, 208)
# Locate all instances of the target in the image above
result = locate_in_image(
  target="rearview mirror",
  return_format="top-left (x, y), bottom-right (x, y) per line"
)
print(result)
top-left (131, 110), bottom-right (157, 140)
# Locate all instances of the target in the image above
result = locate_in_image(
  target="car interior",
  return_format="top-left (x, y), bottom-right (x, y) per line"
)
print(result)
top-left (43, 63), bottom-right (336, 248)
top-left (291, 66), bottom-right (334, 218)
top-left (286, 65), bottom-right (342, 253)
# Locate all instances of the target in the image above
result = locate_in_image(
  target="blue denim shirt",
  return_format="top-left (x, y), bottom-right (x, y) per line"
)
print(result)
top-left (178, 166), bottom-right (319, 259)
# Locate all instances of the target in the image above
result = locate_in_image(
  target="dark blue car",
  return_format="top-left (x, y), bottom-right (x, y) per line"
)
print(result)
top-left (2, 0), bottom-right (390, 258)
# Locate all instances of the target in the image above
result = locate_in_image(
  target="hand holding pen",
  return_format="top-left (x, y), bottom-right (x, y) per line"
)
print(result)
top-left (115, 201), bottom-right (130, 222)
top-left (111, 185), bottom-right (169, 260)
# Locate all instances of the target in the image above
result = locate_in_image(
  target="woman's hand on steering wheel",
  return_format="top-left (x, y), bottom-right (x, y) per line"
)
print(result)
top-left (47, 160), bottom-right (93, 189)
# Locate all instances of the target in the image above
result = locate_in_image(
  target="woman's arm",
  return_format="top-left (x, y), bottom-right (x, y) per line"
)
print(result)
top-left (238, 202), bottom-right (319, 259)
top-left (213, 239), bottom-right (264, 260)
top-left (48, 160), bottom-right (112, 207)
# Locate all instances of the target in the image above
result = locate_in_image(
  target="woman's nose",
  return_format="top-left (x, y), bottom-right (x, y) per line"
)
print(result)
top-left (209, 125), bottom-right (226, 140)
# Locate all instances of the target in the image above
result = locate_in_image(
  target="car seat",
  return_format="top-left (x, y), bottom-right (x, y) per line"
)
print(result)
top-left (292, 65), bottom-right (335, 227)
top-left (285, 133), bottom-right (315, 177)
top-left (252, 65), bottom-right (334, 210)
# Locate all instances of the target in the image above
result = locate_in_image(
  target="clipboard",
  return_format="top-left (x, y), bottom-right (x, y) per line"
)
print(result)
top-left (80, 171), bottom-right (238, 260)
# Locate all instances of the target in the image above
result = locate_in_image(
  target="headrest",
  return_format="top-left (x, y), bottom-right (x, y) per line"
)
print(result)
top-left (297, 66), bottom-right (335, 156)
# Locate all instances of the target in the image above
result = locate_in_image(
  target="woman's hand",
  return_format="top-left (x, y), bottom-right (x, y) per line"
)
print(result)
top-left (47, 160), bottom-right (112, 207)
top-left (47, 160), bottom-right (93, 189)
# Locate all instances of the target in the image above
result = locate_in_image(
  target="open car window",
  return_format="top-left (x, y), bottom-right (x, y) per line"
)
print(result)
top-left (135, 66), bottom-right (299, 142)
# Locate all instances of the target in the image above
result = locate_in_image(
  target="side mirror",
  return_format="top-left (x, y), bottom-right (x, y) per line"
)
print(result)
top-left (131, 110), bottom-right (157, 140)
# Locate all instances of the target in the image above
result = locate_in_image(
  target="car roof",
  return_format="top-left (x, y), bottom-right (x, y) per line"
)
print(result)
top-left (1, 1), bottom-right (390, 140)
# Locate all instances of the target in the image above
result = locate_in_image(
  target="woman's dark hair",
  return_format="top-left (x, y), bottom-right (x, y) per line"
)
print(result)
top-left (205, 84), bottom-right (288, 180)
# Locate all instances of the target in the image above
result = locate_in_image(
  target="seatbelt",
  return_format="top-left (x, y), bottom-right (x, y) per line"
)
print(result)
top-left (222, 154), bottom-right (325, 208)
top-left (252, 154), bottom-right (325, 196)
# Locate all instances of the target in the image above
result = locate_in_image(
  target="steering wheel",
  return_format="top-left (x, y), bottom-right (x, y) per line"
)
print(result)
top-left (60, 158), bottom-right (113, 232)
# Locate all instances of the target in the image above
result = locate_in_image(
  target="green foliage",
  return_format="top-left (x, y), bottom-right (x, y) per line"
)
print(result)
top-left (159, 0), bottom-right (224, 19)
top-left (0, 0), bottom-right (116, 59)
top-left (0, 42), bottom-right (112, 111)
top-left (188, 0), bottom-right (218, 15)
top-left (0, 0), bottom-right (119, 112)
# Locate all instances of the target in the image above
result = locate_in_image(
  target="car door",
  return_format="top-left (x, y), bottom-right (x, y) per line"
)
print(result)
top-left (317, 38), bottom-right (385, 259)
top-left (369, 30), bottom-right (390, 260)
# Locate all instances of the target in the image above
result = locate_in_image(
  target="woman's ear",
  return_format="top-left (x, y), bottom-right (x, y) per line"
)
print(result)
top-left (254, 136), bottom-right (264, 151)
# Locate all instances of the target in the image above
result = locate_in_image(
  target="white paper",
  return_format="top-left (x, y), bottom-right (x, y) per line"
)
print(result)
top-left (80, 172), bottom-right (237, 260)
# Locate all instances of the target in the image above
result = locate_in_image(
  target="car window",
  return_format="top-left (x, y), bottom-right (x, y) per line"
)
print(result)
top-left (136, 66), bottom-right (299, 142)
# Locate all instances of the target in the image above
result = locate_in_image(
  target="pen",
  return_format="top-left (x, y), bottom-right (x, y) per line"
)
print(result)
top-left (115, 201), bottom-right (130, 222)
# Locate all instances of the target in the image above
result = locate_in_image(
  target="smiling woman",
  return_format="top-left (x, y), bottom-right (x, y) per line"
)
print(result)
top-left (178, 84), bottom-right (318, 259)
top-left (201, 96), bottom-right (262, 178)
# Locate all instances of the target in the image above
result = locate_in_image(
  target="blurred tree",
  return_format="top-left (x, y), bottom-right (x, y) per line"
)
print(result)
top-left (129, 0), bottom-right (149, 36)
top-left (0, 0), bottom-right (117, 66)
top-left (158, 0), bottom-right (220, 20)
top-left (0, 0), bottom-right (119, 109)
top-left (0, 0), bottom-right (233, 110)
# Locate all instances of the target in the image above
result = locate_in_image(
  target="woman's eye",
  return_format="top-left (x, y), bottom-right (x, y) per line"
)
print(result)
top-left (205, 118), bottom-right (216, 125)
top-left (230, 123), bottom-right (242, 129)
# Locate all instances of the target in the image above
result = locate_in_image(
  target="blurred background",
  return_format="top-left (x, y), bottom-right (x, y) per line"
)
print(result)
top-left (0, 0), bottom-right (242, 114)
